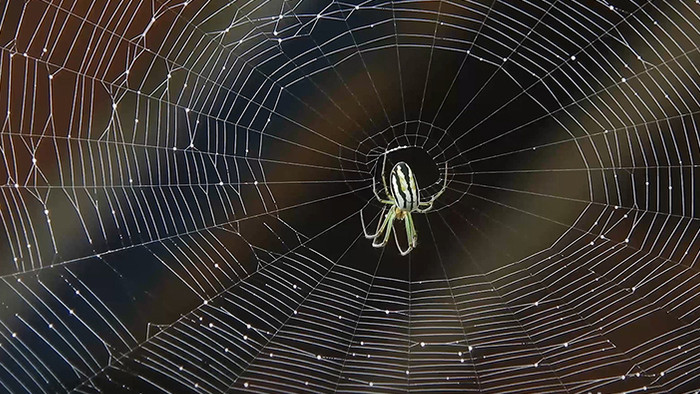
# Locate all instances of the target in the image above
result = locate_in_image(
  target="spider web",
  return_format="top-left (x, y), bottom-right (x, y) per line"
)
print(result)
top-left (1, 0), bottom-right (699, 392)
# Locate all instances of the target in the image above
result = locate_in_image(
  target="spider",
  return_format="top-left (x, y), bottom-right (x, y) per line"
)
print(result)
top-left (360, 153), bottom-right (448, 255)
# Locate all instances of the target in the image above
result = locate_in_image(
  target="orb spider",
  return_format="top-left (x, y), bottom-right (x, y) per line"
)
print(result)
top-left (360, 153), bottom-right (448, 256)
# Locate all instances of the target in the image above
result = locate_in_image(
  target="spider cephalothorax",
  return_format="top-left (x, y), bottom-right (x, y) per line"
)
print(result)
top-left (360, 153), bottom-right (448, 255)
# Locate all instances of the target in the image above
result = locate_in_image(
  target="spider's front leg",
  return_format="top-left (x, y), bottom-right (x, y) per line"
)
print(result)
top-left (407, 212), bottom-right (417, 248)
top-left (394, 211), bottom-right (416, 256)
top-left (360, 205), bottom-right (389, 239)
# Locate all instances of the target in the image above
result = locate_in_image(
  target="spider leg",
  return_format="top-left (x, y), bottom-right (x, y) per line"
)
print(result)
top-left (360, 207), bottom-right (386, 239)
top-left (407, 212), bottom-right (417, 248)
top-left (417, 161), bottom-right (449, 210)
top-left (372, 178), bottom-right (394, 205)
top-left (380, 151), bottom-right (392, 200)
top-left (415, 202), bottom-right (433, 213)
top-left (394, 212), bottom-right (414, 256)
top-left (372, 209), bottom-right (396, 248)
top-left (360, 205), bottom-right (389, 239)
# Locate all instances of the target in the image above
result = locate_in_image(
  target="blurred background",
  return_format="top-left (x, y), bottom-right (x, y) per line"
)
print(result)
top-left (0, 0), bottom-right (699, 392)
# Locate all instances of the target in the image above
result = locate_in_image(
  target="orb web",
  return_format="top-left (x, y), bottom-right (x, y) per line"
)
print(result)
top-left (0, 0), bottom-right (699, 393)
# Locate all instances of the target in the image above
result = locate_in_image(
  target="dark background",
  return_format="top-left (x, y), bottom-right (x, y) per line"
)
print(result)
top-left (0, 0), bottom-right (699, 392)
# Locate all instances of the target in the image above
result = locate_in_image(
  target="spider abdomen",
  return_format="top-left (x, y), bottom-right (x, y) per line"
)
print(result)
top-left (390, 162), bottom-right (420, 211)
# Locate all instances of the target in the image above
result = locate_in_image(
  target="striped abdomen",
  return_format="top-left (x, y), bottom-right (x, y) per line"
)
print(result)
top-left (389, 162), bottom-right (420, 212)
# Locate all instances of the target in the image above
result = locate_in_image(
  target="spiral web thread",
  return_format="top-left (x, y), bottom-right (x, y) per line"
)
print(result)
top-left (0, 0), bottom-right (699, 392)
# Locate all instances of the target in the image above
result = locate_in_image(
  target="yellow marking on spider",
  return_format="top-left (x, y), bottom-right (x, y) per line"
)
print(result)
top-left (360, 156), bottom-right (449, 256)
top-left (396, 167), bottom-right (409, 192)
top-left (407, 168), bottom-right (416, 194)
top-left (395, 208), bottom-right (406, 220)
